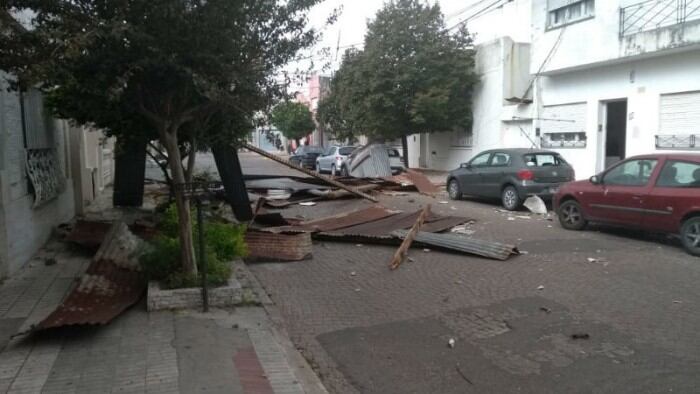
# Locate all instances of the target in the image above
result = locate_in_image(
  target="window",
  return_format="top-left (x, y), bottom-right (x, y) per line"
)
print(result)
top-left (603, 159), bottom-right (658, 186)
top-left (656, 161), bottom-right (700, 188)
top-left (490, 153), bottom-right (511, 167)
top-left (450, 128), bottom-right (473, 147)
top-left (548, 0), bottom-right (594, 29)
top-left (339, 147), bottom-right (356, 156)
top-left (523, 153), bottom-right (566, 167)
top-left (469, 153), bottom-right (491, 167)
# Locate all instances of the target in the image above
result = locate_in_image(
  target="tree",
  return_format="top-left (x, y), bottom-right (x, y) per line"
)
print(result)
top-left (271, 101), bottom-right (315, 146)
top-left (1, 0), bottom-right (321, 274)
top-left (319, 0), bottom-right (477, 165)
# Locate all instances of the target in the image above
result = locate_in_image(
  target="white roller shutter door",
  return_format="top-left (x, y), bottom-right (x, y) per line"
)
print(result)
top-left (660, 91), bottom-right (700, 134)
top-left (542, 103), bottom-right (587, 134)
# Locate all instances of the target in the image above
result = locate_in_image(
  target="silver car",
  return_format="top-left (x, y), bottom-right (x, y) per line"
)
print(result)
top-left (315, 146), bottom-right (357, 176)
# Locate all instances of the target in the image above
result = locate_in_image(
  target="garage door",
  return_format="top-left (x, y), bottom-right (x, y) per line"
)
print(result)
top-left (660, 91), bottom-right (700, 134)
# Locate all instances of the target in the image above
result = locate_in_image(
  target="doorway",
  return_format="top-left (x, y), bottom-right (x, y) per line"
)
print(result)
top-left (598, 100), bottom-right (627, 172)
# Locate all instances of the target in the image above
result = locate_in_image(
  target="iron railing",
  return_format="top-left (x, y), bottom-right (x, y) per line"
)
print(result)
top-left (655, 134), bottom-right (699, 149)
top-left (620, 0), bottom-right (700, 36)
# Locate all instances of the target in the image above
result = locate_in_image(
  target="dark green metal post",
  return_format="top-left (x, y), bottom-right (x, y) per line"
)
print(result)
top-left (197, 198), bottom-right (209, 312)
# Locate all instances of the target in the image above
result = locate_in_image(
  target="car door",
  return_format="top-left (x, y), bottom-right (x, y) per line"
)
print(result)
top-left (642, 159), bottom-right (700, 233)
top-left (458, 152), bottom-right (492, 196)
top-left (318, 147), bottom-right (333, 171)
top-left (585, 158), bottom-right (660, 226)
top-left (483, 152), bottom-right (511, 197)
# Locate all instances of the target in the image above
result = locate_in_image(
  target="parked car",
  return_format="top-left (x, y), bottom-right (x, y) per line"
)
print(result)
top-left (289, 145), bottom-right (324, 169)
top-left (387, 148), bottom-right (406, 174)
top-left (554, 154), bottom-right (700, 256)
top-left (315, 146), bottom-right (357, 175)
top-left (447, 148), bottom-right (575, 210)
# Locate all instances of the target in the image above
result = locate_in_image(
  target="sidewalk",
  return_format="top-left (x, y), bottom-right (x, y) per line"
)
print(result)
top-left (0, 191), bottom-right (325, 394)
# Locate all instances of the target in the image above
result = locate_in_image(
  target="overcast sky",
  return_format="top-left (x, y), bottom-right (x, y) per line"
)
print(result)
top-left (282, 0), bottom-right (494, 87)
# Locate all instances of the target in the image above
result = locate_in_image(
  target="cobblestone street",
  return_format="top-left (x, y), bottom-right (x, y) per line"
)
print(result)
top-left (242, 153), bottom-right (700, 393)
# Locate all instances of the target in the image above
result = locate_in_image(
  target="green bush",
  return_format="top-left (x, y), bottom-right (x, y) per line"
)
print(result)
top-left (140, 203), bottom-right (246, 289)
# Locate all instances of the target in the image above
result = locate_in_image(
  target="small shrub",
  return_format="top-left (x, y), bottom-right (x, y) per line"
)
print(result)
top-left (140, 237), bottom-right (180, 282)
top-left (204, 221), bottom-right (248, 260)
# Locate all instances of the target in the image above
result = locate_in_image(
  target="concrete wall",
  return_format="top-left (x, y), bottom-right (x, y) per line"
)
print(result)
top-left (536, 49), bottom-right (700, 179)
top-left (0, 83), bottom-right (77, 277)
top-left (531, 0), bottom-right (700, 74)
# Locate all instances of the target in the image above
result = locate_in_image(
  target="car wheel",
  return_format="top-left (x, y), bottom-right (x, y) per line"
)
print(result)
top-left (501, 186), bottom-right (521, 211)
top-left (558, 200), bottom-right (588, 231)
top-left (681, 217), bottom-right (700, 256)
top-left (331, 164), bottom-right (336, 176)
top-left (447, 179), bottom-right (461, 200)
top-left (340, 165), bottom-right (349, 177)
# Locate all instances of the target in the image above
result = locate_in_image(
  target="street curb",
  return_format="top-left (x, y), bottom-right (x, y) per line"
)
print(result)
top-left (238, 263), bottom-right (329, 394)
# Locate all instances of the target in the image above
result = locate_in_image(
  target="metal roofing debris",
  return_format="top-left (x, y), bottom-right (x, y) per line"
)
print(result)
top-left (392, 230), bottom-right (519, 261)
top-left (245, 178), bottom-right (331, 193)
top-left (348, 144), bottom-right (393, 178)
top-left (35, 222), bottom-right (145, 330)
top-left (319, 210), bottom-right (470, 237)
top-left (244, 230), bottom-right (312, 262)
top-left (404, 170), bottom-right (440, 196)
top-left (243, 142), bottom-right (378, 202)
top-left (389, 205), bottom-right (430, 271)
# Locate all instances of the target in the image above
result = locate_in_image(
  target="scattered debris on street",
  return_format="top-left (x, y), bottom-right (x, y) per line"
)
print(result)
top-left (571, 333), bottom-right (590, 340)
top-left (389, 205), bottom-right (430, 270)
top-left (524, 195), bottom-right (548, 215)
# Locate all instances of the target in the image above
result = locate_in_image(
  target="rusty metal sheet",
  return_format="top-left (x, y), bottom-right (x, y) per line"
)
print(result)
top-left (64, 220), bottom-right (112, 250)
top-left (322, 210), bottom-right (469, 236)
top-left (244, 231), bottom-right (312, 262)
top-left (393, 230), bottom-right (519, 261)
top-left (404, 170), bottom-right (440, 195)
top-left (36, 260), bottom-right (144, 329)
top-left (263, 206), bottom-right (399, 233)
top-left (35, 223), bottom-right (145, 330)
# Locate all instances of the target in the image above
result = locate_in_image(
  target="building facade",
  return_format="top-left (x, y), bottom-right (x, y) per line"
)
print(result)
top-left (532, 0), bottom-right (700, 178)
top-left (0, 75), bottom-right (114, 279)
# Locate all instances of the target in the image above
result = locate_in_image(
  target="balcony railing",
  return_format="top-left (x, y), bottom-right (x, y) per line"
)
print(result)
top-left (655, 134), bottom-right (699, 149)
top-left (620, 0), bottom-right (700, 37)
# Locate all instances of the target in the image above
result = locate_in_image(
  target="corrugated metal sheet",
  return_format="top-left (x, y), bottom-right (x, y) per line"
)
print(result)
top-left (322, 210), bottom-right (469, 236)
top-left (36, 260), bottom-right (144, 329)
top-left (349, 144), bottom-right (393, 178)
top-left (263, 206), bottom-right (398, 233)
top-left (244, 231), bottom-right (312, 262)
top-left (393, 230), bottom-right (519, 261)
top-left (36, 223), bottom-right (145, 329)
top-left (404, 170), bottom-right (439, 195)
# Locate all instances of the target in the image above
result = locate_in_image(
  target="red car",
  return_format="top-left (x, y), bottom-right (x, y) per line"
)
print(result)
top-left (554, 154), bottom-right (700, 256)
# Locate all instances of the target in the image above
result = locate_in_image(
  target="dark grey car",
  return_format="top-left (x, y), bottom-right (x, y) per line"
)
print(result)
top-left (447, 149), bottom-right (575, 210)
top-left (289, 145), bottom-right (324, 169)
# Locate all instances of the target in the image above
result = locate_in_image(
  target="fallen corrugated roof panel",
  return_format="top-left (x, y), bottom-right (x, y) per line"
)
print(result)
top-left (263, 206), bottom-right (399, 233)
top-left (64, 220), bottom-right (112, 250)
top-left (393, 230), bottom-right (519, 261)
top-left (244, 231), bottom-right (312, 262)
top-left (320, 210), bottom-right (469, 237)
top-left (348, 144), bottom-right (393, 178)
top-left (404, 170), bottom-right (440, 196)
top-left (35, 222), bottom-right (145, 330)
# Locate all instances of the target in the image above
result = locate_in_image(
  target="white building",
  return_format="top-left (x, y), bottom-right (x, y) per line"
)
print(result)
top-left (532, 0), bottom-right (700, 178)
top-left (407, 0), bottom-right (535, 170)
top-left (0, 77), bottom-right (114, 279)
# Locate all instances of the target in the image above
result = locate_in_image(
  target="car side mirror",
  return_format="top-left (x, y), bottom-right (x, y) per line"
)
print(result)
top-left (460, 163), bottom-right (471, 169)
top-left (590, 175), bottom-right (601, 184)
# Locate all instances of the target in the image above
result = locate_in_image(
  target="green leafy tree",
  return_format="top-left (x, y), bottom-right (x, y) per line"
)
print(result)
top-left (0, 0), bottom-right (322, 274)
top-left (319, 0), bottom-right (477, 164)
top-left (271, 101), bottom-right (315, 146)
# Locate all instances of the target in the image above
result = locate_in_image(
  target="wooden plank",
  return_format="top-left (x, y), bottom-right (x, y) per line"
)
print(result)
top-left (388, 205), bottom-right (430, 271)
top-left (242, 142), bottom-right (378, 202)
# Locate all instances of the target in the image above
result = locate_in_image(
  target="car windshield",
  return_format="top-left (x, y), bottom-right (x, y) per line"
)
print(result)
top-left (339, 147), bottom-right (356, 155)
top-left (300, 146), bottom-right (323, 154)
top-left (523, 153), bottom-right (565, 167)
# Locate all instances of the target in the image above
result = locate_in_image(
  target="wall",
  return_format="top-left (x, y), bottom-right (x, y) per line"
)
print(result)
top-left (531, 0), bottom-right (700, 75)
top-left (0, 80), bottom-right (77, 278)
top-left (536, 49), bottom-right (700, 179)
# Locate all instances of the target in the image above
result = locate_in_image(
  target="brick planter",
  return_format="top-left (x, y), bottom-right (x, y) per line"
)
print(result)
top-left (147, 275), bottom-right (244, 311)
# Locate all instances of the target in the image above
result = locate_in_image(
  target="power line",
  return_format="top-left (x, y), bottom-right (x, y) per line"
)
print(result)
top-left (444, 0), bottom-right (494, 21)
top-left (447, 0), bottom-right (506, 31)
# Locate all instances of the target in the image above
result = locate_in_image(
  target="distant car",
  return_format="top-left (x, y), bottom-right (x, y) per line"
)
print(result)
top-left (554, 154), bottom-right (700, 256)
top-left (447, 148), bottom-right (575, 210)
top-left (315, 146), bottom-right (357, 175)
top-left (289, 145), bottom-right (324, 169)
top-left (387, 148), bottom-right (406, 174)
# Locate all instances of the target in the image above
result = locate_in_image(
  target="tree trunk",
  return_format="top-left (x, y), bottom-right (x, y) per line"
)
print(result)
top-left (401, 135), bottom-right (409, 168)
top-left (161, 130), bottom-right (197, 275)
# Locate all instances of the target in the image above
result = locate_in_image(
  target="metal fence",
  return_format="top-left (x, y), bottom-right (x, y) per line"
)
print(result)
top-left (655, 134), bottom-right (699, 149)
top-left (620, 0), bottom-right (700, 37)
